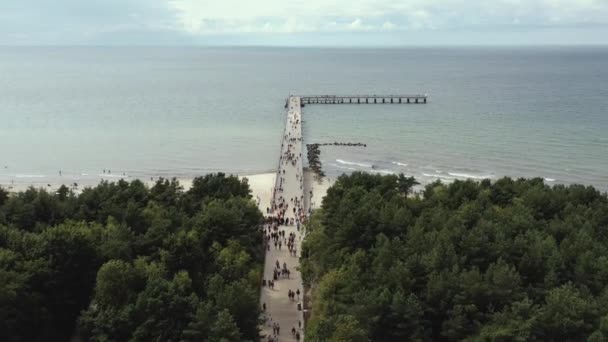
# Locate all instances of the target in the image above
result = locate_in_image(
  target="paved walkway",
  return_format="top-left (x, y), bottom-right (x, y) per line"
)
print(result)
top-left (260, 96), bottom-right (306, 342)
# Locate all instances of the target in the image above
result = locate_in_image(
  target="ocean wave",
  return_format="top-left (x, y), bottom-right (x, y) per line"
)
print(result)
top-left (447, 172), bottom-right (494, 180)
top-left (336, 159), bottom-right (372, 168)
top-left (16, 174), bottom-right (45, 178)
top-left (422, 173), bottom-right (456, 180)
top-left (544, 178), bottom-right (556, 182)
top-left (328, 163), bottom-right (357, 171)
top-left (371, 169), bottom-right (396, 175)
top-left (98, 174), bottom-right (129, 178)
top-left (391, 162), bottom-right (408, 167)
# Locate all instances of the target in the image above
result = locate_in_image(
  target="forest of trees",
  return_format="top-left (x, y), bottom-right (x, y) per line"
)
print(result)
top-left (4, 171), bottom-right (608, 341)
top-left (0, 174), bottom-right (263, 342)
top-left (301, 172), bottom-right (608, 341)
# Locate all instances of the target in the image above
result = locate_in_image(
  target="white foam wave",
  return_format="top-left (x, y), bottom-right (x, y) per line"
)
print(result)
top-left (328, 163), bottom-right (356, 171)
top-left (336, 159), bottom-right (372, 168)
top-left (448, 172), bottom-right (494, 180)
top-left (98, 174), bottom-right (128, 178)
top-left (371, 169), bottom-right (396, 175)
top-left (391, 162), bottom-right (408, 167)
top-left (544, 178), bottom-right (556, 182)
top-left (16, 174), bottom-right (45, 178)
top-left (422, 173), bottom-right (456, 180)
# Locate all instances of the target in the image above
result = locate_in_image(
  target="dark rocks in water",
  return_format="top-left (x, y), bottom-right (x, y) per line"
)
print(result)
top-left (306, 143), bottom-right (324, 178)
top-left (306, 142), bottom-right (367, 147)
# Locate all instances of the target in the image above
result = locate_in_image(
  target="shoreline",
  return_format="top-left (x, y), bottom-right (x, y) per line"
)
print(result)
top-left (0, 170), bottom-right (276, 194)
top-left (1, 170), bottom-right (335, 214)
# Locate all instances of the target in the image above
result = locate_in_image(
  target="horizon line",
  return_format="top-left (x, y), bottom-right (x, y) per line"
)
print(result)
top-left (1, 43), bottom-right (608, 48)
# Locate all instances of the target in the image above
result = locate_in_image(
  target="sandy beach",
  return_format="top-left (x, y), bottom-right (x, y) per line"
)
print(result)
top-left (302, 168), bottom-right (332, 211)
top-left (2, 170), bottom-right (333, 213)
top-left (242, 169), bottom-right (332, 214)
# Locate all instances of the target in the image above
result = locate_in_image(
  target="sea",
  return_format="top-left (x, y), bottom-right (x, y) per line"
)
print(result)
top-left (1, 46), bottom-right (607, 191)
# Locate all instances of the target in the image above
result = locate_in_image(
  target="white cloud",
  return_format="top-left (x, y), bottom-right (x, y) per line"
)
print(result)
top-left (2, 0), bottom-right (608, 44)
top-left (407, 9), bottom-right (435, 30)
top-left (349, 18), bottom-right (363, 30)
top-left (347, 18), bottom-right (374, 31)
top-left (166, 0), bottom-right (608, 35)
top-left (382, 21), bottom-right (397, 31)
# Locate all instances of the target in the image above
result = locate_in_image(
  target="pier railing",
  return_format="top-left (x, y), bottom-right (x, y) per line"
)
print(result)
top-left (272, 99), bottom-right (291, 207)
top-left (293, 94), bottom-right (428, 106)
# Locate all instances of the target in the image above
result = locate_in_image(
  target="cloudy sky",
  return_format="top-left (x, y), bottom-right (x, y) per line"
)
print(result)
top-left (1, 0), bottom-right (607, 45)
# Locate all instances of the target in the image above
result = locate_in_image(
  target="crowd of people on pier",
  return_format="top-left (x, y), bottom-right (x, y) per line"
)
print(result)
top-left (261, 98), bottom-right (307, 341)
top-left (263, 319), bottom-right (302, 342)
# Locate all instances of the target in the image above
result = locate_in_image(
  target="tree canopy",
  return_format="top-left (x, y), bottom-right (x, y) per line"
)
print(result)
top-left (0, 173), bottom-right (263, 342)
top-left (301, 172), bottom-right (608, 341)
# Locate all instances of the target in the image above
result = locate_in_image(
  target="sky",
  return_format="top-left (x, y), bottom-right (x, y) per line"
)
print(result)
top-left (1, 0), bottom-right (608, 45)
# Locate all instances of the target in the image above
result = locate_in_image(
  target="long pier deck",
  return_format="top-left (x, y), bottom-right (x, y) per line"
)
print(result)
top-left (261, 96), bottom-right (305, 341)
top-left (263, 93), bottom-right (425, 341)
top-left (293, 94), bottom-right (428, 106)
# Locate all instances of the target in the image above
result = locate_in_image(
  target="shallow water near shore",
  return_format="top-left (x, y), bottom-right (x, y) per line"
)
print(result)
top-left (1, 46), bottom-right (607, 191)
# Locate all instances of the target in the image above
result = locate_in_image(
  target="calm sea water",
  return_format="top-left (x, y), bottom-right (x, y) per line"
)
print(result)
top-left (1, 47), bottom-right (607, 191)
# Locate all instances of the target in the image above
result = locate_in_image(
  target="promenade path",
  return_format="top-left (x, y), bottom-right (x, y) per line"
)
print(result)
top-left (260, 96), bottom-right (306, 341)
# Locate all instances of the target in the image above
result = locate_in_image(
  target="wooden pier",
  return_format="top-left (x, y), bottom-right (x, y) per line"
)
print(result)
top-left (291, 94), bottom-right (428, 107)
top-left (261, 96), bottom-right (306, 342)
top-left (263, 94), bottom-right (425, 340)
